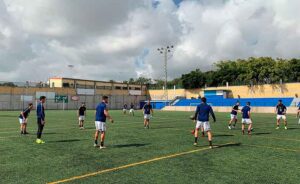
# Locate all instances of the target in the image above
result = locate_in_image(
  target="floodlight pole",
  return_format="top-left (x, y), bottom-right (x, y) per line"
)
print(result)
top-left (164, 49), bottom-right (168, 103)
top-left (157, 46), bottom-right (174, 106)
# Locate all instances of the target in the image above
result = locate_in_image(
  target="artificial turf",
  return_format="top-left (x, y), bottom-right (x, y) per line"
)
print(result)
top-left (0, 110), bottom-right (299, 184)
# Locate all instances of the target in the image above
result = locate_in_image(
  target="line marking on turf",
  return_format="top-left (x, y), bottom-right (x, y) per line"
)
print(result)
top-left (47, 142), bottom-right (233, 184)
top-left (213, 131), bottom-right (300, 142)
top-left (244, 144), bottom-right (300, 153)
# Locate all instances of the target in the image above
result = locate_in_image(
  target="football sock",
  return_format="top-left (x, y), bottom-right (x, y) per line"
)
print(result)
top-left (100, 142), bottom-right (104, 147)
top-left (95, 140), bottom-right (98, 145)
top-left (209, 141), bottom-right (212, 146)
top-left (194, 137), bottom-right (198, 143)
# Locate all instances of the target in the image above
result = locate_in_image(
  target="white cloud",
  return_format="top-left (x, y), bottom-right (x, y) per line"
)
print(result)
top-left (0, 0), bottom-right (300, 82)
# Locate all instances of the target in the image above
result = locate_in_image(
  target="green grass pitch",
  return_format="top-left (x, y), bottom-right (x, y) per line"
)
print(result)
top-left (0, 110), bottom-right (299, 184)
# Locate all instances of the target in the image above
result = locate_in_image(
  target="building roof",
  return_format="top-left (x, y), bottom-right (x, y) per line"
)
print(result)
top-left (49, 77), bottom-right (144, 86)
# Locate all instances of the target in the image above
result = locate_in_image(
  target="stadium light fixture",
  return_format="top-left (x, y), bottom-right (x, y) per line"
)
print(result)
top-left (157, 45), bottom-right (175, 106)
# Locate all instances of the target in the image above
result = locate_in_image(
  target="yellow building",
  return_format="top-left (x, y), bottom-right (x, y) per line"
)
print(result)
top-left (148, 82), bottom-right (300, 100)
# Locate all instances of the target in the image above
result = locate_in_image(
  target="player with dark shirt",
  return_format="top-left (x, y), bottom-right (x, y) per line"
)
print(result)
top-left (94, 96), bottom-right (114, 149)
top-left (228, 102), bottom-right (240, 129)
top-left (241, 102), bottom-right (252, 135)
top-left (78, 103), bottom-right (86, 129)
top-left (143, 100), bottom-right (153, 129)
top-left (129, 103), bottom-right (135, 116)
top-left (275, 100), bottom-right (287, 130)
top-left (193, 97), bottom-right (216, 148)
top-left (19, 103), bottom-right (33, 134)
top-left (36, 96), bottom-right (46, 144)
top-left (123, 104), bottom-right (128, 115)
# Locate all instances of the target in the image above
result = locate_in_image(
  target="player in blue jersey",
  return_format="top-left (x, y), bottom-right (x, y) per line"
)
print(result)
top-left (275, 100), bottom-right (287, 130)
top-left (19, 103), bottom-right (33, 134)
top-left (193, 97), bottom-right (216, 148)
top-left (297, 104), bottom-right (300, 125)
top-left (241, 102), bottom-right (252, 135)
top-left (143, 100), bottom-right (153, 129)
top-left (36, 96), bottom-right (46, 144)
top-left (94, 96), bottom-right (114, 149)
top-left (123, 104), bottom-right (128, 115)
top-left (129, 103), bottom-right (135, 116)
top-left (228, 101), bottom-right (240, 129)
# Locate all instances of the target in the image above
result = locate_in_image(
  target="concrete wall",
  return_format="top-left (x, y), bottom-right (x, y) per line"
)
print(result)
top-left (148, 82), bottom-right (300, 100)
top-left (163, 106), bottom-right (299, 114)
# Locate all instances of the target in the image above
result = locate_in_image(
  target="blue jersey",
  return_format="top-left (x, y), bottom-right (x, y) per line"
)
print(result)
top-left (276, 104), bottom-right (286, 115)
top-left (36, 103), bottom-right (45, 120)
top-left (95, 102), bottom-right (107, 122)
top-left (241, 106), bottom-right (251, 119)
top-left (143, 104), bottom-right (152, 115)
top-left (195, 103), bottom-right (215, 122)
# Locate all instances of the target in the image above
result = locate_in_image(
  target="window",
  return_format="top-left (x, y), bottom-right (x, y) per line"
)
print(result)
top-left (134, 87), bottom-right (141, 90)
top-left (96, 86), bottom-right (105, 89)
top-left (63, 83), bottom-right (70, 87)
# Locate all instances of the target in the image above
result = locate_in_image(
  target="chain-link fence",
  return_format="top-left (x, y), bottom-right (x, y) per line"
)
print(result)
top-left (0, 93), bottom-right (146, 111)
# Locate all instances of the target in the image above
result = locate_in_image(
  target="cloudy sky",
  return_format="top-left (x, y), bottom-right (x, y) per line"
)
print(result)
top-left (1, 0), bottom-right (300, 82)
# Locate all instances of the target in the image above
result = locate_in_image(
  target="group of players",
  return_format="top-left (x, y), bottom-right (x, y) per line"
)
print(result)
top-left (17, 96), bottom-right (299, 149)
top-left (122, 103), bottom-right (136, 116)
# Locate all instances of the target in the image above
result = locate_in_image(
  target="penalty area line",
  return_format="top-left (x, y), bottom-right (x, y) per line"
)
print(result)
top-left (47, 142), bottom-right (234, 184)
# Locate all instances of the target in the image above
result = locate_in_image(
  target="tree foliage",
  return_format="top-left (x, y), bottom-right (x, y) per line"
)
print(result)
top-left (127, 57), bottom-right (300, 89)
top-left (179, 57), bottom-right (300, 89)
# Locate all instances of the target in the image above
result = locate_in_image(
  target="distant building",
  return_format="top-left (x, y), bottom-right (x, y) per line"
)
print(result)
top-left (48, 77), bottom-right (146, 95)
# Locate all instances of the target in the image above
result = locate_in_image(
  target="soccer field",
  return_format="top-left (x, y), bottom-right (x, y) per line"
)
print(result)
top-left (1, 110), bottom-right (299, 184)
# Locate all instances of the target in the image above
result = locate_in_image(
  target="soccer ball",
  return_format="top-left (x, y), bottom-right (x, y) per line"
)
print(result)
top-left (189, 115), bottom-right (195, 120)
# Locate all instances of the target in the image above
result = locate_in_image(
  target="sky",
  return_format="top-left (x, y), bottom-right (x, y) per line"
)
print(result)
top-left (1, 0), bottom-right (300, 82)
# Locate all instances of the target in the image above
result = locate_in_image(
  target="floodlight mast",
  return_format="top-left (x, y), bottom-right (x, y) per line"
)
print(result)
top-left (157, 45), bottom-right (174, 106)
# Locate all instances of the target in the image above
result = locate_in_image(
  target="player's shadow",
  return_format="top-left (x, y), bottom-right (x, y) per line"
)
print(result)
top-left (214, 134), bottom-right (234, 137)
top-left (83, 127), bottom-right (95, 130)
top-left (287, 128), bottom-right (300, 130)
top-left (150, 126), bottom-right (175, 129)
top-left (113, 143), bottom-right (149, 148)
top-left (43, 132), bottom-right (61, 135)
top-left (215, 143), bottom-right (242, 148)
top-left (51, 139), bottom-right (87, 143)
top-left (252, 132), bottom-right (271, 135)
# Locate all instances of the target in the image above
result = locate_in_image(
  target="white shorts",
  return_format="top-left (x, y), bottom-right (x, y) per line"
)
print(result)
top-left (79, 116), bottom-right (85, 121)
top-left (242, 118), bottom-right (252, 124)
top-left (144, 114), bottom-right (151, 120)
top-left (130, 109), bottom-right (134, 113)
top-left (95, 121), bottom-right (106, 132)
top-left (19, 118), bottom-right (27, 124)
top-left (123, 109), bottom-right (127, 112)
top-left (196, 121), bottom-right (211, 132)
top-left (277, 115), bottom-right (286, 120)
top-left (230, 114), bottom-right (237, 120)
